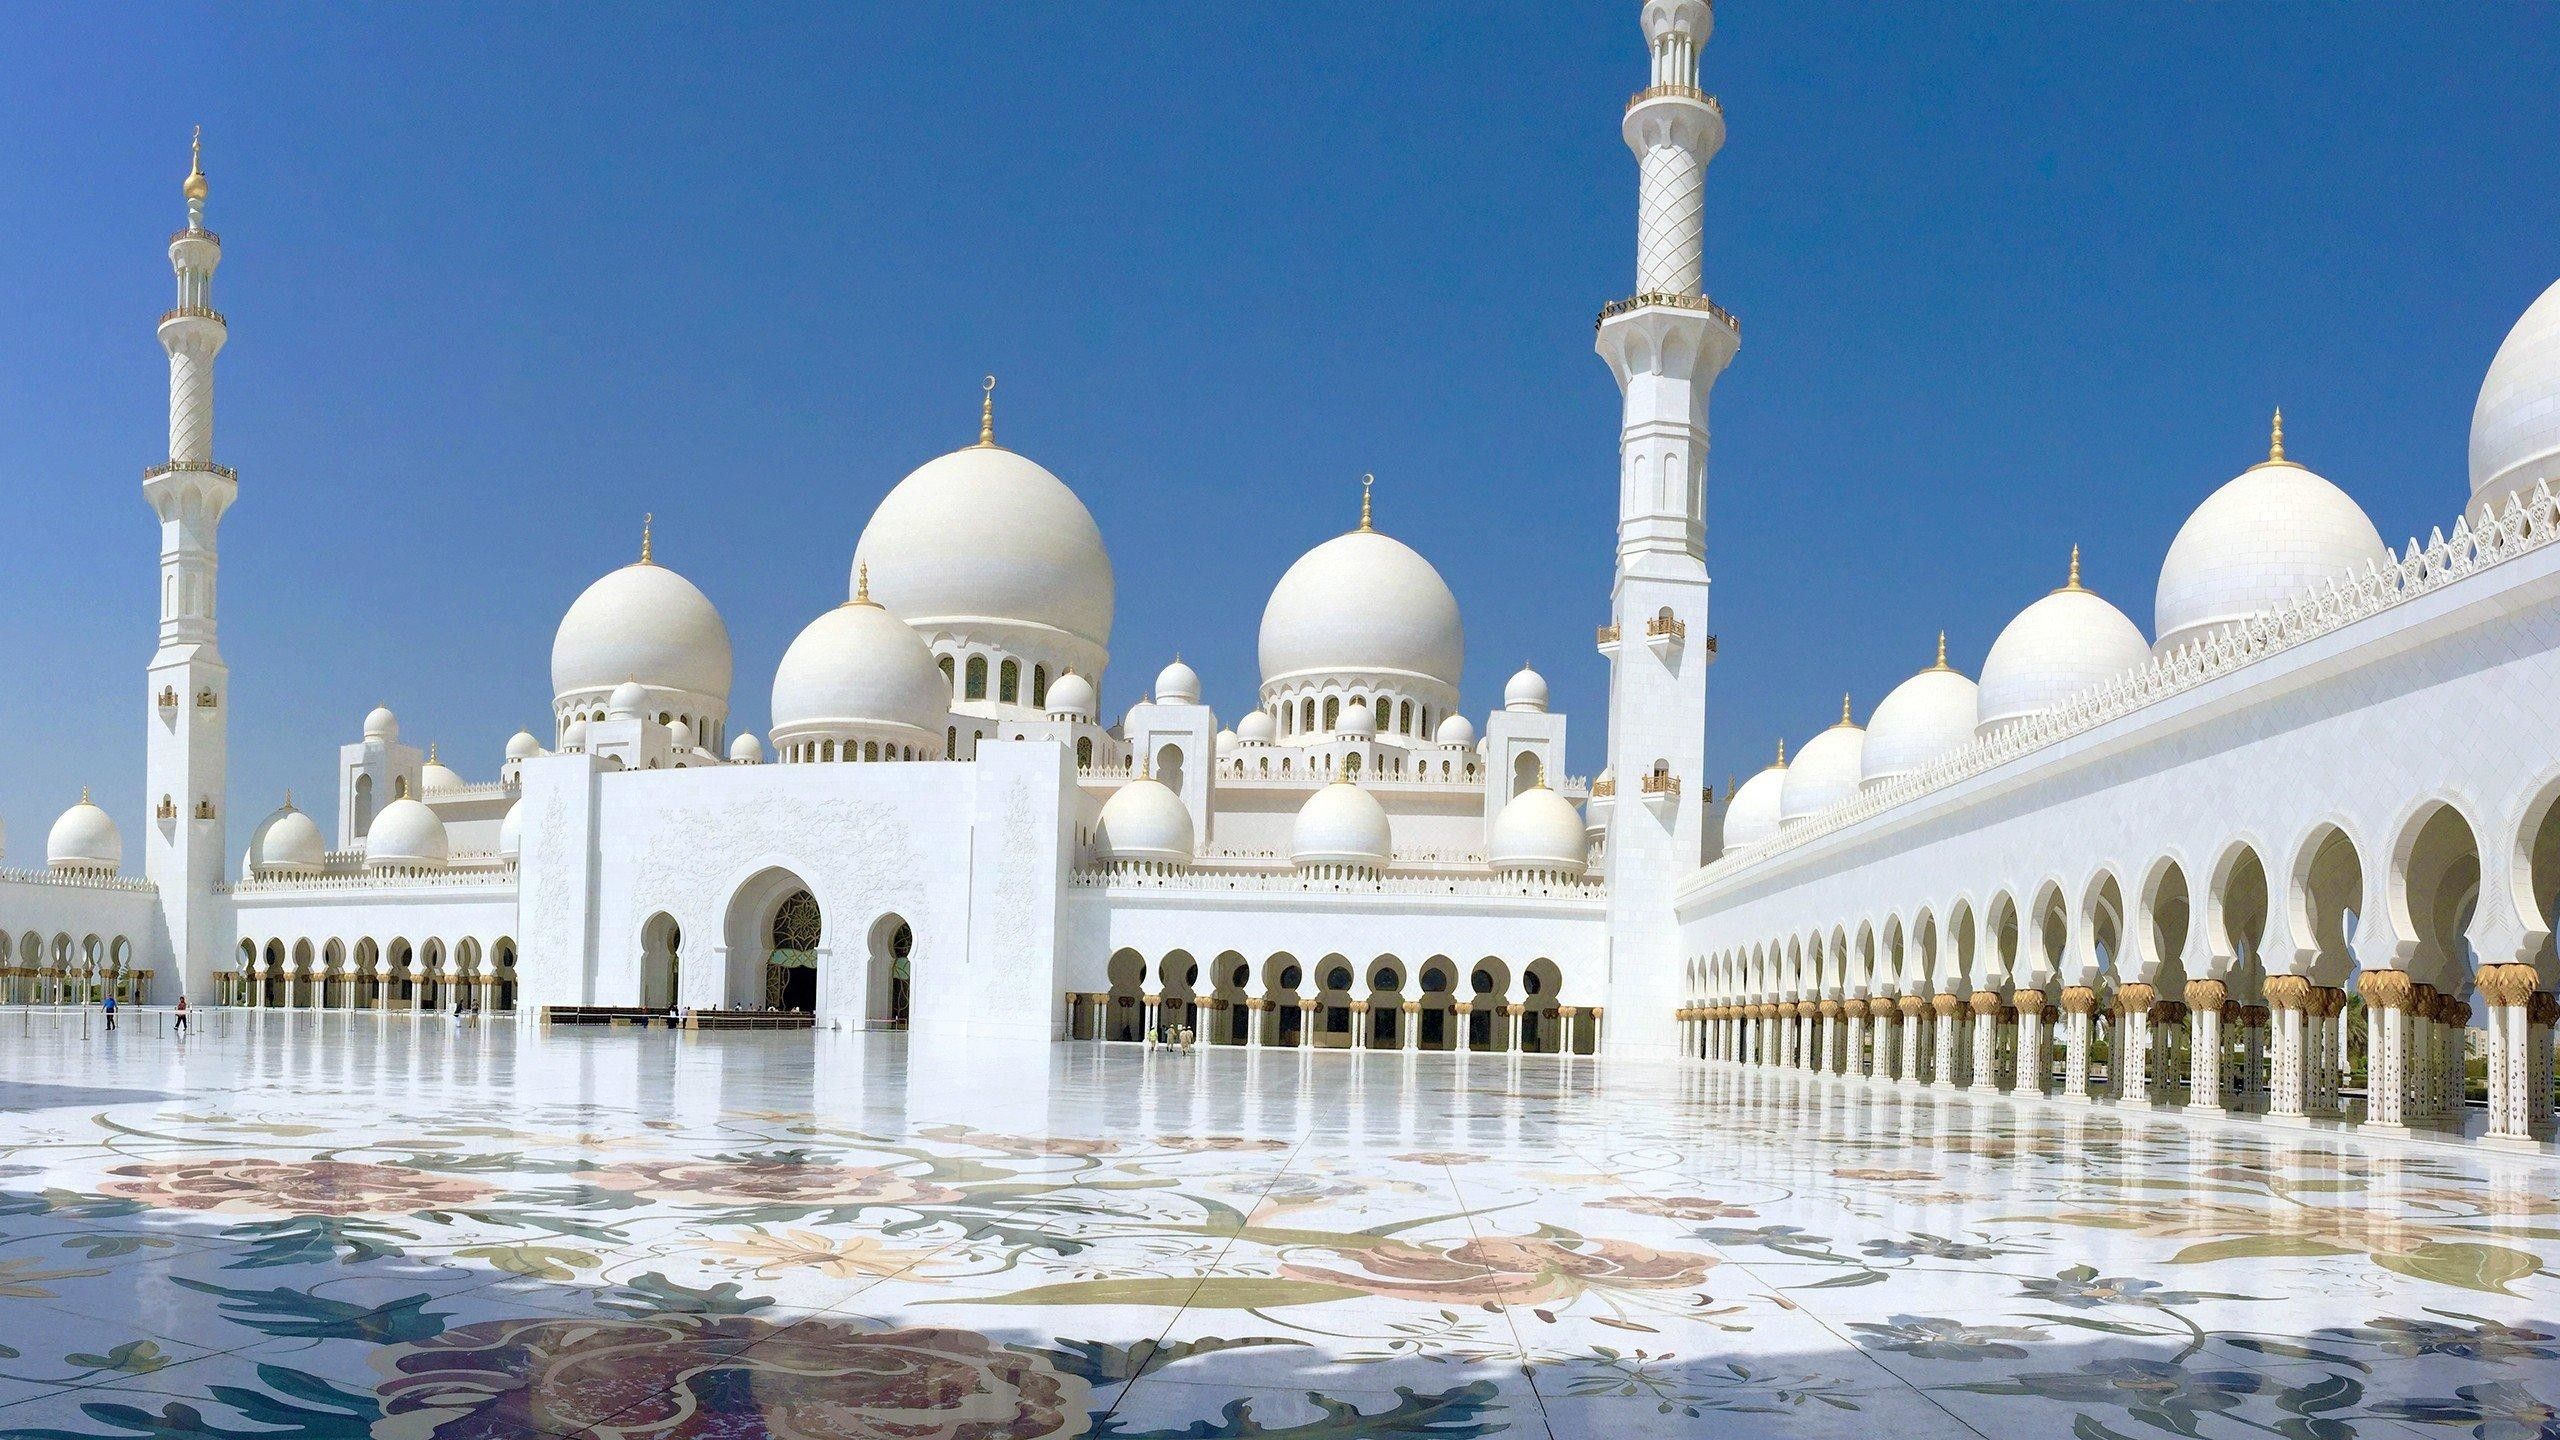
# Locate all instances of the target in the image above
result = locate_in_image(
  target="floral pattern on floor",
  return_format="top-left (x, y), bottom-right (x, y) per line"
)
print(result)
top-left (0, 1014), bottom-right (2551, 1438)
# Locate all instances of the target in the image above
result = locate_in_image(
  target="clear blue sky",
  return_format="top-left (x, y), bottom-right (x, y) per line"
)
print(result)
top-left (2, 4), bottom-right (2555, 865)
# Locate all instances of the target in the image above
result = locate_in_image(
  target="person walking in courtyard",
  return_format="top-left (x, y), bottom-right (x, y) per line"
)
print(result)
top-left (174, 994), bottom-right (189, 1035)
top-left (102, 992), bottom-right (116, 1031)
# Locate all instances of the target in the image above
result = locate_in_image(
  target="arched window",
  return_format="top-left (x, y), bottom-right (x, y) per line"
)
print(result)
top-left (947, 726), bottom-right (958, 757)
top-left (1322, 697), bottom-right (1339, 731)
top-left (1075, 737), bottom-right (1093, 768)
top-left (1031, 665), bottom-right (1048, 708)
top-left (940, 655), bottom-right (956, 695)
top-left (863, 740), bottom-right (879, 761)
top-left (1397, 700), bottom-right (1412, 734)
top-left (1301, 698), bottom-right (1316, 731)
top-left (965, 656), bottom-right (988, 700)
top-left (999, 659), bottom-right (1020, 704)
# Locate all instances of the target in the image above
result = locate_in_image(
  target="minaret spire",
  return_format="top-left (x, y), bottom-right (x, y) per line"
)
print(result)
top-left (977, 375), bottom-right (997, 447)
top-left (1357, 473), bottom-right (1375, 533)
top-left (639, 513), bottom-right (654, 565)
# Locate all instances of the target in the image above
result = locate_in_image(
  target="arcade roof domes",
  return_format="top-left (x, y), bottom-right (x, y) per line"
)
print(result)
top-left (1976, 551), bottom-right (2149, 735)
top-left (1488, 783), bottom-right (1589, 877)
top-left (365, 798), bottom-right (448, 871)
top-left (1779, 699), bottom-right (1866, 823)
top-left (770, 584), bottom-right (951, 742)
top-left (2155, 415), bottom-right (2387, 655)
top-left (1097, 777), bottom-right (1194, 866)
top-left (1862, 639), bottom-right (1979, 789)
top-left (47, 793), bottom-right (120, 874)
top-left (2472, 276), bottom-right (2560, 515)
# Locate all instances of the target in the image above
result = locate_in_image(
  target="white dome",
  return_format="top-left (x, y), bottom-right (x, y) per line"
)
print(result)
top-left (561, 719), bottom-right (589, 751)
top-left (1722, 761), bottom-right (1786, 852)
top-left (497, 802), bottom-right (522, 861)
top-left (1291, 779), bottom-right (1392, 871)
top-left (2155, 429), bottom-right (2388, 655)
top-left (2472, 277), bottom-right (2560, 514)
top-left (505, 730), bottom-right (543, 761)
top-left (1258, 527), bottom-right (1463, 694)
top-left (667, 718), bottom-right (696, 751)
top-left (1214, 728), bottom-right (1238, 755)
top-left (551, 561), bottom-right (733, 704)
top-left (365, 798), bottom-right (448, 872)
top-left (47, 797), bottom-right (119, 874)
top-left (247, 803), bottom-right (325, 877)
top-left (1337, 698), bottom-right (1378, 736)
top-left (1488, 784), bottom-right (1588, 877)
top-left (852, 444), bottom-right (1114, 652)
top-left (420, 751), bottom-right (465, 795)
top-left (1862, 651), bottom-right (1980, 789)
top-left (1780, 704), bottom-right (1866, 823)
top-left (607, 681), bottom-right (650, 719)
top-left (728, 733), bottom-right (764, 764)
top-left (1503, 666), bottom-right (1550, 712)
top-left (1153, 658), bottom-right (1200, 706)
top-left (363, 706), bottom-right (399, 743)
top-left (770, 597), bottom-right (950, 741)
top-left (1046, 671), bottom-right (1098, 720)
top-left (1235, 709), bottom-right (1276, 744)
top-left (1434, 713), bottom-right (1477, 746)
top-left (1977, 558), bottom-right (2151, 736)
top-left (1096, 778), bottom-right (1194, 866)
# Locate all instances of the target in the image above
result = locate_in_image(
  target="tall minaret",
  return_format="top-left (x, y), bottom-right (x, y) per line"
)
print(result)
top-left (143, 129), bottom-right (236, 1003)
top-left (1596, 2), bottom-right (1736, 1058)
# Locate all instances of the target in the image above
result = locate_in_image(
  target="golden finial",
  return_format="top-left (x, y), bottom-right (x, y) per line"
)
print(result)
top-left (2054, 544), bottom-right (2084, 594)
top-left (639, 513), bottom-right (653, 565)
top-left (283, 788), bottom-right (295, 810)
top-left (1933, 630), bottom-right (1950, 670)
top-left (976, 375), bottom-right (997, 447)
top-left (1358, 474), bottom-right (1375, 532)
top-left (1774, 738), bottom-right (1787, 768)
top-left (183, 126), bottom-right (207, 204)
top-left (428, 743), bottom-right (438, 764)
top-left (80, 785), bottom-right (91, 804)
top-left (1840, 693), bottom-right (1853, 726)
top-left (395, 776), bottom-right (409, 800)
top-left (854, 561), bottom-right (873, 605)
top-left (2250, 407), bottom-right (2289, 469)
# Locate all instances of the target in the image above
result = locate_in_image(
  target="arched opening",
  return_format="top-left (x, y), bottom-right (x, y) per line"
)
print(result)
top-left (1524, 959), bottom-right (1567, 1052)
top-left (323, 938), bottom-right (347, 1009)
top-left (387, 939), bottom-right (416, 1010)
top-left (723, 868), bottom-right (823, 1013)
top-left (1365, 957), bottom-right (1403, 1048)
top-left (1031, 665), bottom-right (1049, 709)
top-left (868, 914), bottom-right (914, 1028)
top-left (352, 773), bottom-right (374, 838)
top-left (940, 655), bottom-right (956, 695)
top-left (641, 913), bottom-right (682, 1011)
top-left (1417, 956), bottom-right (1458, 1050)
top-left (767, 894), bottom-right (822, 1011)
top-left (999, 659), bottom-right (1020, 705)
top-left (1158, 950), bottom-right (1198, 1040)
top-left (492, 939), bottom-right (518, 1011)
top-left (1313, 956), bottom-right (1356, 1048)
top-left (1210, 950), bottom-right (1249, 1044)
top-left (1265, 953), bottom-right (1305, 1046)
top-left (1512, 751), bottom-right (1542, 795)
top-left (1105, 949), bottom-right (1146, 1041)
top-left (964, 656), bottom-right (989, 701)
top-left (2294, 826), bottom-right (2365, 988)
top-left (1468, 958), bottom-right (1513, 1051)
top-left (1154, 743), bottom-right (1185, 797)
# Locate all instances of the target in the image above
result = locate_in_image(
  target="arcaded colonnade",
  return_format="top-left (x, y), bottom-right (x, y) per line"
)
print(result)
top-left (1065, 948), bottom-right (1597, 1054)
top-left (225, 934), bottom-right (520, 1013)
top-left (1678, 487), bottom-right (2560, 1150)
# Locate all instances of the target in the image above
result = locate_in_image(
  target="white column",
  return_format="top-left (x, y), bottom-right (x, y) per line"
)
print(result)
top-left (2362, 973), bottom-right (2409, 1131)
top-left (2062, 990), bottom-right (2095, 1100)
top-left (1970, 1003), bottom-right (2000, 1094)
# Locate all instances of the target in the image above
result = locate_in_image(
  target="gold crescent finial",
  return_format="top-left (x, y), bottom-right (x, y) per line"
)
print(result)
top-left (639, 513), bottom-right (653, 565)
top-left (854, 561), bottom-right (872, 605)
top-left (977, 375), bottom-right (997, 447)
top-left (184, 126), bottom-right (207, 203)
top-left (1358, 473), bottom-right (1375, 532)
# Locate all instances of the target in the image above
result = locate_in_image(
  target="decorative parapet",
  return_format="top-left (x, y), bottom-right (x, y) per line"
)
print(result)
top-left (1704, 481), bottom-right (2560, 880)
top-left (1069, 869), bottom-right (1605, 901)
top-left (159, 305), bottom-right (226, 327)
top-left (1597, 291), bottom-right (1740, 336)
top-left (0, 866), bottom-right (157, 895)
top-left (1627, 85), bottom-right (1721, 114)
top-left (1639, 771), bottom-right (1682, 797)
top-left (143, 458), bottom-right (237, 484)
top-left (228, 871), bottom-right (518, 896)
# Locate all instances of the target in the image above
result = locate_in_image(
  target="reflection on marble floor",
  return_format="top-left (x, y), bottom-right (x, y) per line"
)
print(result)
top-left (0, 1013), bottom-right (2551, 1438)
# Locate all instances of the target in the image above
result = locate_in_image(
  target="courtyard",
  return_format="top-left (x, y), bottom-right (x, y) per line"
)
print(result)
top-left (0, 1011), bottom-right (2549, 1438)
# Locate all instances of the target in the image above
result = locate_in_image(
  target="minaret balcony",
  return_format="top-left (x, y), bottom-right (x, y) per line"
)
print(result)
top-left (1596, 291), bottom-right (1739, 336)
top-left (1595, 624), bottom-right (1622, 656)
top-left (1644, 614), bottom-right (1687, 655)
top-left (143, 459), bottom-right (237, 484)
top-left (1627, 85), bottom-right (1720, 115)
top-left (160, 305), bottom-right (227, 327)
top-left (169, 227), bottom-right (221, 246)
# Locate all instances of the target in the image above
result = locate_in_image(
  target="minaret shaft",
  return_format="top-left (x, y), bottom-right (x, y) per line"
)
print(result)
top-left (1597, 1), bottom-right (1732, 1059)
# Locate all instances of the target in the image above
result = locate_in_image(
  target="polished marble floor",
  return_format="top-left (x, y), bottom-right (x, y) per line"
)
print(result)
top-left (0, 1009), bottom-right (2552, 1439)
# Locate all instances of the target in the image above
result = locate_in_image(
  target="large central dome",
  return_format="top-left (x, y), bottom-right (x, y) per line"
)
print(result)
top-left (851, 444), bottom-right (1114, 654)
top-left (1258, 527), bottom-right (1464, 695)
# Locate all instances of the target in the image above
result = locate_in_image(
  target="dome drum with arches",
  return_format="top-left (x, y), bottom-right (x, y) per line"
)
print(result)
top-left (1256, 479), bottom-right (1465, 746)
top-left (551, 522), bottom-right (734, 752)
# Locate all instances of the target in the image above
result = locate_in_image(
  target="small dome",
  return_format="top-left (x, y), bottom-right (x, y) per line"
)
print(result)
top-left (2155, 420), bottom-right (2388, 654)
top-left (552, 560), bottom-right (733, 705)
top-left (607, 681), bottom-right (650, 720)
top-left (1722, 759), bottom-right (1787, 852)
top-left (1096, 778), bottom-right (1194, 866)
top-left (497, 802), bottom-right (523, 861)
top-left (1862, 648), bottom-right (1980, 789)
top-left (771, 597), bottom-right (950, 741)
top-left (505, 730), bottom-right (543, 761)
top-left (852, 444), bottom-right (1115, 654)
top-left (1434, 712), bottom-right (1477, 746)
top-left (363, 706), bottom-right (399, 744)
top-left (248, 803), bottom-right (325, 877)
top-left (667, 718), bottom-right (696, 751)
top-left (1503, 665), bottom-right (1549, 712)
top-left (1977, 554), bottom-right (2151, 736)
top-left (47, 795), bottom-right (120, 874)
top-left (1045, 671), bottom-right (1098, 720)
top-left (1292, 778), bottom-right (1392, 872)
top-left (365, 798), bottom-right (448, 872)
top-left (728, 733), bottom-right (765, 764)
top-left (1236, 710), bottom-right (1276, 744)
top-left (1153, 658), bottom-right (1200, 705)
top-left (1214, 728), bottom-right (1238, 755)
top-left (1488, 784), bottom-right (1588, 877)
top-left (561, 719), bottom-right (590, 751)
top-left (420, 749), bottom-right (465, 795)
top-left (1780, 702), bottom-right (1866, 823)
top-left (1259, 524), bottom-right (1464, 695)
top-left (1337, 699), bottom-right (1378, 737)
top-left (2472, 276), bottom-right (2560, 514)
